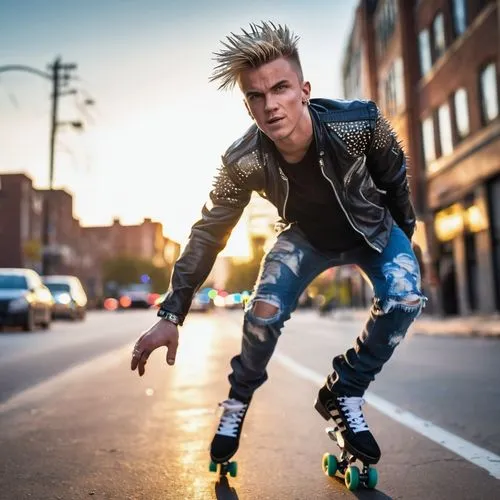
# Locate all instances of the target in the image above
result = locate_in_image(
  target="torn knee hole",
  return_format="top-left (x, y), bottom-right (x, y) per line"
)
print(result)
top-left (373, 294), bottom-right (424, 315)
top-left (403, 298), bottom-right (421, 306)
top-left (400, 293), bottom-right (424, 306)
top-left (253, 301), bottom-right (279, 319)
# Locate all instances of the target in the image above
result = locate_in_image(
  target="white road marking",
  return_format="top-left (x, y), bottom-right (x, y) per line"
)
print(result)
top-left (275, 351), bottom-right (500, 480)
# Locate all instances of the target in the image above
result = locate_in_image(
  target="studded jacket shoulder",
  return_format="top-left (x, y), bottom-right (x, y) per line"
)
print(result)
top-left (159, 98), bottom-right (416, 323)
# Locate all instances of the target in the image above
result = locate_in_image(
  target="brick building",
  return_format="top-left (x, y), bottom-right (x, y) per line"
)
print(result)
top-left (342, 0), bottom-right (499, 315)
top-left (37, 187), bottom-right (82, 276)
top-left (415, 0), bottom-right (499, 315)
top-left (80, 218), bottom-right (180, 300)
top-left (0, 173), bottom-right (44, 272)
top-left (0, 172), bottom-right (180, 302)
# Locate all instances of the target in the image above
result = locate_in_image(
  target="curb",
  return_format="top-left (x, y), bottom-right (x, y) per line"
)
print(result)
top-left (410, 322), bottom-right (500, 338)
top-left (329, 310), bottom-right (500, 338)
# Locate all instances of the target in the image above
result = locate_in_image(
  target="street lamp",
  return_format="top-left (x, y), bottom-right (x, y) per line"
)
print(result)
top-left (58, 120), bottom-right (84, 130)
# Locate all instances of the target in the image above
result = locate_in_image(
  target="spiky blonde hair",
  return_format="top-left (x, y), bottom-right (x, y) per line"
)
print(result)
top-left (210, 21), bottom-right (302, 90)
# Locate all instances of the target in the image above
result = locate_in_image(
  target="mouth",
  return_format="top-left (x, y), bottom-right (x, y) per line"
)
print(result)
top-left (267, 117), bottom-right (284, 125)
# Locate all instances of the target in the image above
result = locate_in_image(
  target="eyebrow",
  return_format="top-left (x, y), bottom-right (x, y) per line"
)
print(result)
top-left (245, 79), bottom-right (290, 98)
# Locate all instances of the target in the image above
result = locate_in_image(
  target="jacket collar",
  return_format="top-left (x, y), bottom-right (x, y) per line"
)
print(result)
top-left (257, 105), bottom-right (325, 160)
top-left (308, 104), bottom-right (326, 153)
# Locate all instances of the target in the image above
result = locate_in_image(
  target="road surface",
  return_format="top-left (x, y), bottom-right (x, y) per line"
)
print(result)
top-left (0, 309), bottom-right (498, 499)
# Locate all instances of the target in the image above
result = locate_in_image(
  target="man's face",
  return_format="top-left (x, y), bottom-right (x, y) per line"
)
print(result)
top-left (238, 57), bottom-right (311, 144)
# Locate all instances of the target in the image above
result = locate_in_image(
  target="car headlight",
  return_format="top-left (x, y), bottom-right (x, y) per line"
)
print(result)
top-left (8, 297), bottom-right (29, 312)
top-left (55, 292), bottom-right (72, 305)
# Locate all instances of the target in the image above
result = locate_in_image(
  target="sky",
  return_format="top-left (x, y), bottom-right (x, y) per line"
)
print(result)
top-left (0, 0), bottom-right (358, 256)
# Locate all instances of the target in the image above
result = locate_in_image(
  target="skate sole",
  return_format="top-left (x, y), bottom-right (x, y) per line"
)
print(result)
top-left (209, 459), bottom-right (238, 477)
top-left (322, 449), bottom-right (378, 491)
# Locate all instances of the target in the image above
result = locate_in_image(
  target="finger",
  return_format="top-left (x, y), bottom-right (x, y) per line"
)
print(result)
top-left (131, 345), bottom-right (144, 371)
top-left (138, 351), bottom-right (151, 377)
top-left (131, 331), bottom-right (150, 371)
top-left (166, 339), bottom-right (178, 366)
top-left (131, 354), bottom-right (139, 371)
top-left (131, 347), bottom-right (142, 371)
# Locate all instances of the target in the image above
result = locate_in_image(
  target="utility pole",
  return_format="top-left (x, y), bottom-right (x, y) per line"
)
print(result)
top-left (0, 61), bottom-right (94, 276)
top-left (48, 58), bottom-right (60, 191)
top-left (42, 57), bottom-right (78, 275)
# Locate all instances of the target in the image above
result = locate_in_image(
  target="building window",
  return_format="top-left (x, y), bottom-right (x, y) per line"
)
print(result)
top-left (382, 58), bottom-right (405, 116)
top-left (479, 63), bottom-right (499, 124)
top-left (21, 182), bottom-right (30, 242)
top-left (376, 0), bottom-right (397, 57)
top-left (418, 29), bottom-right (432, 76)
top-left (394, 58), bottom-right (405, 110)
top-left (384, 73), bottom-right (395, 116)
top-left (438, 103), bottom-right (454, 156)
top-left (451, 0), bottom-right (467, 37)
top-left (453, 88), bottom-right (470, 139)
top-left (421, 116), bottom-right (436, 167)
top-left (344, 48), bottom-right (362, 99)
top-left (432, 12), bottom-right (446, 61)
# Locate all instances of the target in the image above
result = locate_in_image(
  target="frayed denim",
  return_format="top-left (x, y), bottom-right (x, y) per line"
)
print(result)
top-left (228, 223), bottom-right (426, 400)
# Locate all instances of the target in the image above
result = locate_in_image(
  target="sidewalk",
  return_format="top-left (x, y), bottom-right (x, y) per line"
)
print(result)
top-left (329, 308), bottom-right (500, 338)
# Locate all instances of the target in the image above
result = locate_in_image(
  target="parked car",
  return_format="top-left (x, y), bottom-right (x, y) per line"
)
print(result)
top-left (117, 283), bottom-right (153, 309)
top-left (43, 275), bottom-right (88, 320)
top-left (190, 292), bottom-right (211, 312)
top-left (0, 268), bottom-right (53, 331)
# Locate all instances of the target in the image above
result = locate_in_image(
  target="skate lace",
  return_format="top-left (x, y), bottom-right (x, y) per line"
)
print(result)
top-left (216, 399), bottom-right (248, 438)
top-left (339, 396), bottom-right (369, 433)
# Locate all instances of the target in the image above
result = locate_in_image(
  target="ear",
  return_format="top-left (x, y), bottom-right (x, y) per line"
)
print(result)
top-left (301, 81), bottom-right (311, 104)
top-left (244, 99), bottom-right (254, 120)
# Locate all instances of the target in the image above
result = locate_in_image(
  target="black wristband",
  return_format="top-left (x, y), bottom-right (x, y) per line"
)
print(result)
top-left (157, 309), bottom-right (181, 325)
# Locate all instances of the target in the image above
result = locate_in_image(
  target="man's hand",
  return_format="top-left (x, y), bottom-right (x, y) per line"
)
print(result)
top-left (131, 319), bottom-right (179, 376)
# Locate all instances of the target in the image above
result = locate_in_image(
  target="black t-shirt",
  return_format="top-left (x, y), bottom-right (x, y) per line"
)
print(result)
top-left (276, 142), bottom-right (364, 252)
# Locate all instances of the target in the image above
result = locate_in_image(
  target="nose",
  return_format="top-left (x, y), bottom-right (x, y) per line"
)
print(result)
top-left (264, 94), bottom-right (278, 113)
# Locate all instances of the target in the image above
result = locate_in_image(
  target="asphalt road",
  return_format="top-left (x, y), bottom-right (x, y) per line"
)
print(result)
top-left (0, 309), bottom-right (498, 499)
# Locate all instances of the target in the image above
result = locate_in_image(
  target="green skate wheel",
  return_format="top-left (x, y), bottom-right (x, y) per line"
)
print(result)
top-left (345, 465), bottom-right (360, 491)
top-left (227, 461), bottom-right (238, 477)
top-left (366, 467), bottom-right (378, 489)
top-left (209, 460), bottom-right (217, 473)
top-left (322, 453), bottom-right (338, 477)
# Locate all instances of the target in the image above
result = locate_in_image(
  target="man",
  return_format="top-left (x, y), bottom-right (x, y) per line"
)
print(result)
top-left (131, 22), bottom-right (425, 467)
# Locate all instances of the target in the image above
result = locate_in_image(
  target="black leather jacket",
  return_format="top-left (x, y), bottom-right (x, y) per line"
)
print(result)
top-left (161, 98), bottom-right (416, 323)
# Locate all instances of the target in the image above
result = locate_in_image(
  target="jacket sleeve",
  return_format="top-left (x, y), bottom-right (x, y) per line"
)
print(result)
top-left (366, 107), bottom-right (416, 239)
top-left (159, 163), bottom-right (252, 323)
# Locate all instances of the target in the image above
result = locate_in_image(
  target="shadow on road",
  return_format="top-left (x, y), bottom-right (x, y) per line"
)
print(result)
top-left (328, 475), bottom-right (393, 499)
top-left (214, 476), bottom-right (239, 500)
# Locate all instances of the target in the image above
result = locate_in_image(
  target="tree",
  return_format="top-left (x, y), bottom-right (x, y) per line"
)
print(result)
top-left (102, 255), bottom-right (171, 294)
top-left (225, 238), bottom-right (266, 293)
top-left (225, 258), bottom-right (261, 293)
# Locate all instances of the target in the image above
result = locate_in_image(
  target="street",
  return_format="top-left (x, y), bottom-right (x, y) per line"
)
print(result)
top-left (0, 309), bottom-right (499, 500)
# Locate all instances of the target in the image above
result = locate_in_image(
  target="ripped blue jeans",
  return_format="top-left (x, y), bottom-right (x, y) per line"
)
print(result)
top-left (228, 223), bottom-right (426, 400)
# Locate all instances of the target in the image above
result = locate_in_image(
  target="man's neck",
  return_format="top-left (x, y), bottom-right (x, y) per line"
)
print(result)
top-left (274, 109), bottom-right (314, 164)
top-left (277, 137), bottom-right (313, 164)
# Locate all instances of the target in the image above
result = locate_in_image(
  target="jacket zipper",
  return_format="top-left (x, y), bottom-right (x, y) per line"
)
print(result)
top-left (344, 156), bottom-right (363, 187)
top-left (318, 150), bottom-right (381, 253)
top-left (278, 167), bottom-right (290, 220)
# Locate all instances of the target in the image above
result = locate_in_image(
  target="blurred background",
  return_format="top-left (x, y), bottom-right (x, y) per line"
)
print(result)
top-left (0, 0), bottom-right (499, 319)
top-left (1, 3), bottom-right (500, 499)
